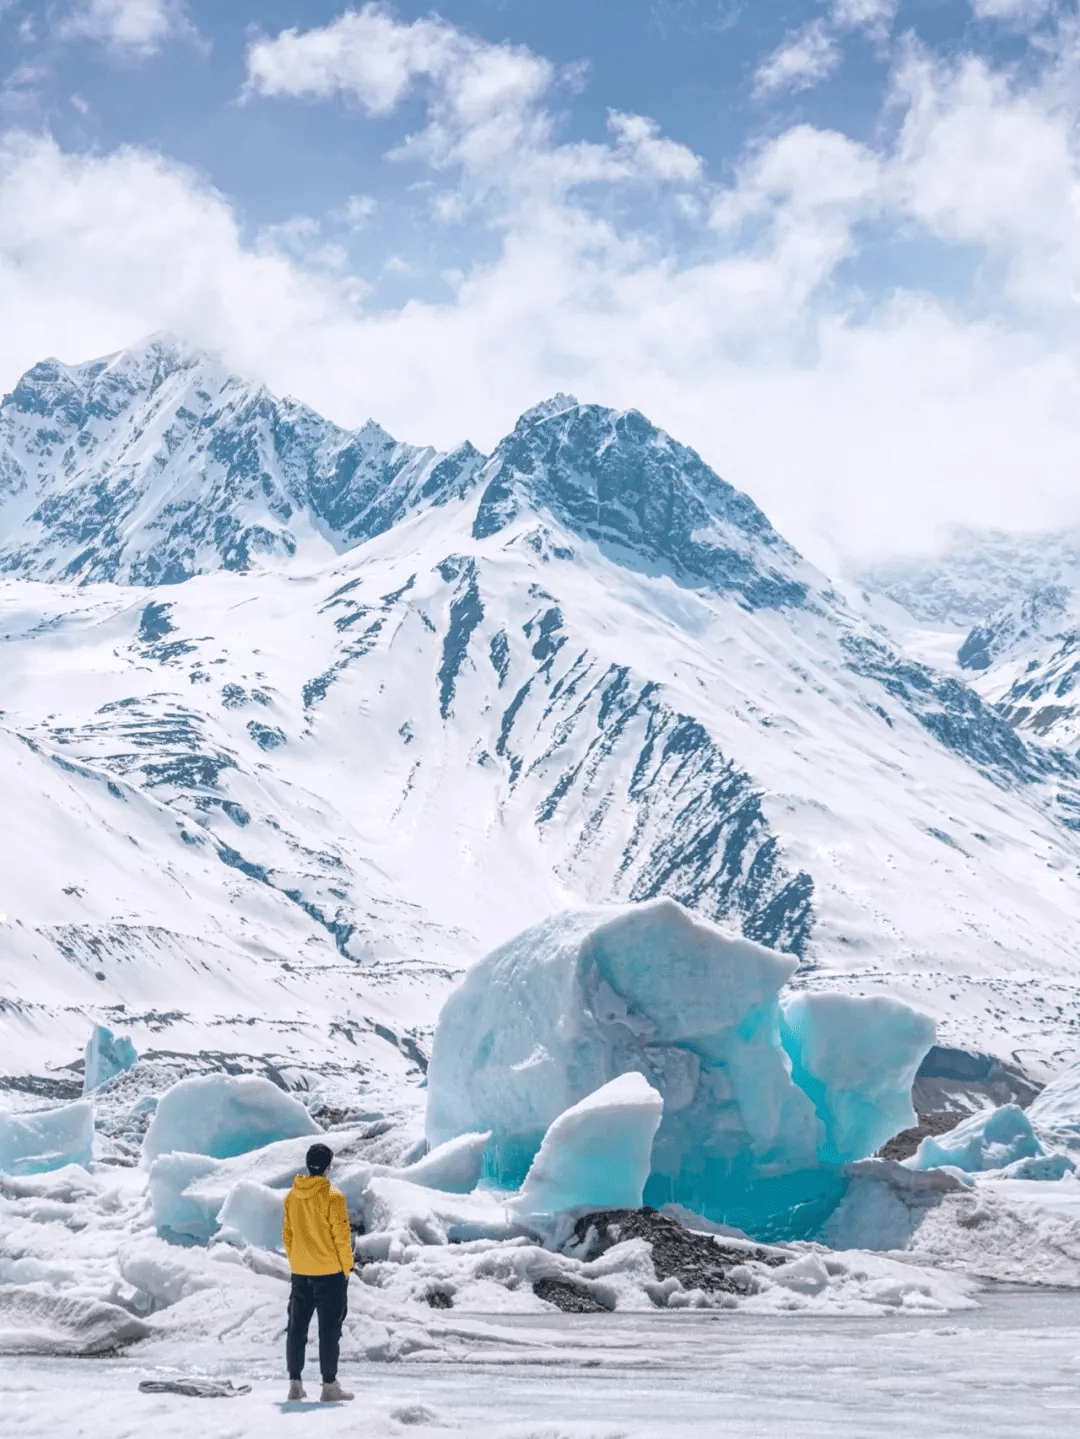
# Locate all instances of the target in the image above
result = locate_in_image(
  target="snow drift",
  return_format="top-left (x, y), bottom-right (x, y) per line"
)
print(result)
top-left (426, 900), bottom-right (935, 1235)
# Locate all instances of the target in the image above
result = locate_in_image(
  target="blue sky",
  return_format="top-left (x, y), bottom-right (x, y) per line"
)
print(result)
top-left (1, 2), bottom-right (1078, 562)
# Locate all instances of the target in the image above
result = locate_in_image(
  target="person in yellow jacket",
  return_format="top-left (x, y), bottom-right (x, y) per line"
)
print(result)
top-left (283, 1142), bottom-right (355, 1403)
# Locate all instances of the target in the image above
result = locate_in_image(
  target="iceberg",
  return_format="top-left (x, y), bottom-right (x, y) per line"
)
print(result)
top-left (83, 1024), bottom-right (137, 1093)
top-left (907, 1103), bottom-right (1041, 1173)
top-left (0, 1100), bottom-right (94, 1176)
top-left (780, 994), bottom-right (935, 1165)
top-left (142, 1073), bottom-right (320, 1163)
top-left (514, 1073), bottom-right (664, 1217)
top-left (426, 900), bottom-right (934, 1235)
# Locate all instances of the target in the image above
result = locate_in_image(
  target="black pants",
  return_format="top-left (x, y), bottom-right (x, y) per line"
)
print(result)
top-left (286, 1272), bottom-right (348, 1383)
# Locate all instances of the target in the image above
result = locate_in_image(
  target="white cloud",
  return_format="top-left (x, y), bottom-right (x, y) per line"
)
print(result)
top-left (893, 49), bottom-right (1080, 311)
top-left (245, 5), bottom-right (700, 210)
top-left (57, 0), bottom-right (192, 57)
top-left (753, 21), bottom-right (842, 98)
top-left (831, 0), bottom-right (900, 33)
top-left (970, 0), bottom-right (1055, 23)
top-left (3, 12), bottom-right (1080, 567)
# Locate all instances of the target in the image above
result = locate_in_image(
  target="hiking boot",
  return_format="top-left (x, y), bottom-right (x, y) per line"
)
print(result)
top-left (287, 1380), bottom-right (306, 1401)
top-left (320, 1380), bottom-right (354, 1402)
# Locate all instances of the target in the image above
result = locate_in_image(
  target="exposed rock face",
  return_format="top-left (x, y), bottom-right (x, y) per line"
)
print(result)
top-left (567, 1207), bottom-right (785, 1297)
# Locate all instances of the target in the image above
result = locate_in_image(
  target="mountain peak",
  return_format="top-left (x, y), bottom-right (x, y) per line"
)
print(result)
top-left (473, 398), bottom-right (812, 610)
top-left (516, 393), bottom-right (581, 427)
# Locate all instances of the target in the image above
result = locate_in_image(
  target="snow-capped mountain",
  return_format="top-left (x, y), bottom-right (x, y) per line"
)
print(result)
top-left (0, 335), bottom-right (481, 584)
top-left (857, 527), bottom-right (1080, 757)
top-left (5, 338), bottom-right (1080, 1095)
top-left (857, 527), bottom-right (1080, 628)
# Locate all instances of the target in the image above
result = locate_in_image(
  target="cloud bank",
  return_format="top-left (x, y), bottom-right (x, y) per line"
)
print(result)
top-left (2, 4), bottom-right (1080, 566)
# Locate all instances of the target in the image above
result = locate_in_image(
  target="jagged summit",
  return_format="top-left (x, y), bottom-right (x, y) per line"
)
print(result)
top-left (473, 397), bottom-right (811, 610)
top-left (0, 338), bottom-right (814, 611)
top-left (0, 337), bottom-right (482, 585)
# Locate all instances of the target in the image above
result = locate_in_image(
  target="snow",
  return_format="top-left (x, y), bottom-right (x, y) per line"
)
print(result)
top-left (141, 1075), bottom-right (320, 1164)
top-left (427, 899), bottom-right (934, 1234)
top-left (514, 1074), bottom-right (664, 1217)
top-left (908, 1103), bottom-right (1041, 1173)
top-left (84, 1024), bottom-right (138, 1093)
top-left (4, 345), bottom-right (1080, 1096)
top-left (0, 1100), bottom-right (93, 1175)
top-left (0, 1288), bottom-right (150, 1356)
top-left (8, 1292), bottom-right (1080, 1439)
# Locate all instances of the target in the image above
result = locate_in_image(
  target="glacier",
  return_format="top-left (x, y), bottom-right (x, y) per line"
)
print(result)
top-left (779, 994), bottom-right (935, 1166)
top-left (426, 899), bottom-right (935, 1235)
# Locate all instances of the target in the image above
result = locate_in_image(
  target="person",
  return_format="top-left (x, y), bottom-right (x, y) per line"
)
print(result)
top-left (282, 1141), bottom-right (355, 1403)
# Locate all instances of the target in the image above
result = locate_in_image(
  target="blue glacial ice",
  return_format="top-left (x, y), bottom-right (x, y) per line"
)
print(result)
top-left (907, 1104), bottom-right (1041, 1173)
top-left (0, 1101), bottom-right (94, 1176)
top-left (514, 1073), bottom-right (663, 1218)
top-left (142, 1074), bottom-right (319, 1164)
top-left (82, 1024), bottom-right (137, 1094)
top-left (780, 994), bottom-right (935, 1165)
top-left (426, 900), bottom-right (935, 1237)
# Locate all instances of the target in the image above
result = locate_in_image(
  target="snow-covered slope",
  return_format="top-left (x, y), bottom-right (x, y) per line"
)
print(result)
top-left (5, 340), bottom-right (1080, 1093)
top-left (856, 527), bottom-right (1080, 757)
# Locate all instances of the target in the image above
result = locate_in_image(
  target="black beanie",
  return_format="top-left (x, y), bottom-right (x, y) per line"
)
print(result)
top-left (306, 1142), bottom-right (333, 1176)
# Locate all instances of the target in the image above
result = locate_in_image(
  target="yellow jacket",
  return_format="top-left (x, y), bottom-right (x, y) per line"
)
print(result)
top-left (282, 1174), bottom-right (354, 1275)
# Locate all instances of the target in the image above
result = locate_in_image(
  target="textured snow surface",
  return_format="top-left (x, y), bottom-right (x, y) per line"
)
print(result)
top-left (426, 900), bottom-right (933, 1232)
top-left (9, 1292), bottom-right (1080, 1437)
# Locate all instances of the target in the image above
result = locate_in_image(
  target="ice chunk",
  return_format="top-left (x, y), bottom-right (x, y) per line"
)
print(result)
top-left (0, 1100), bottom-right (93, 1175)
top-left (147, 1152), bottom-right (222, 1242)
top-left (399, 1131), bottom-right (492, 1193)
top-left (1028, 1057), bottom-right (1080, 1148)
top-left (780, 994), bottom-right (934, 1165)
top-left (0, 1289), bottom-right (151, 1355)
top-left (216, 1179), bottom-right (286, 1251)
top-left (999, 1151), bottom-right (1075, 1181)
top-left (82, 1023), bottom-right (137, 1093)
top-left (908, 1104), bottom-right (1041, 1173)
top-left (514, 1074), bottom-right (663, 1217)
top-left (356, 1175), bottom-right (529, 1253)
top-left (142, 1073), bottom-right (319, 1163)
top-left (427, 900), bottom-right (931, 1235)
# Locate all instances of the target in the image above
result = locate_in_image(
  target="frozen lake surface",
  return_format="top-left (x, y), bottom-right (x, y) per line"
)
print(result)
top-left (6, 1286), bottom-right (1080, 1438)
